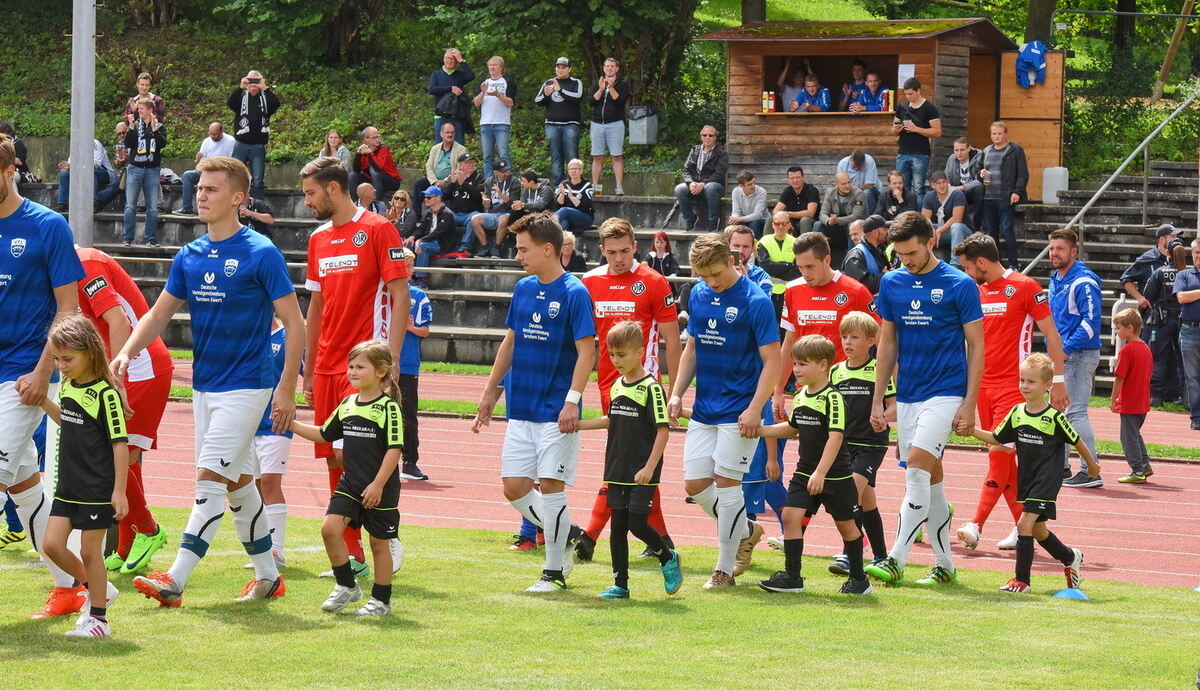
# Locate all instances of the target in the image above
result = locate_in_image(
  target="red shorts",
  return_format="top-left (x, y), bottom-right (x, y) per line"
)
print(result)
top-left (125, 371), bottom-right (172, 451)
top-left (312, 371), bottom-right (353, 459)
top-left (977, 385), bottom-right (1025, 439)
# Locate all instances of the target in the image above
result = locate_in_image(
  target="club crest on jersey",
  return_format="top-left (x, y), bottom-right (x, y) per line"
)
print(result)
top-left (9, 238), bottom-right (25, 258)
top-left (707, 318), bottom-right (717, 330)
top-left (631, 281), bottom-right (646, 296)
top-left (224, 258), bottom-right (239, 277)
top-left (204, 271), bottom-right (216, 284)
top-left (548, 301), bottom-right (561, 318)
top-left (834, 291), bottom-right (848, 306)
top-left (931, 288), bottom-right (943, 304)
top-left (1005, 285), bottom-right (1016, 298)
top-left (910, 299), bottom-right (921, 310)
top-left (724, 306), bottom-right (739, 323)
top-left (352, 230), bottom-right (368, 247)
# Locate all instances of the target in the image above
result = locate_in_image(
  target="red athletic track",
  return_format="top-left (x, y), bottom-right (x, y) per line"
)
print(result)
top-left (143, 372), bottom-right (1200, 590)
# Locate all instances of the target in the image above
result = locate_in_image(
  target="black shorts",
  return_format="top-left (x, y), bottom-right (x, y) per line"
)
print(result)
top-left (50, 499), bottom-right (114, 531)
top-left (606, 483), bottom-right (657, 514)
top-left (784, 474), bottom-right (859, 522)
top-left (1017, 460), bottom-right (1061, 520)
top-left (327, 492), bottom-right (400, 540)
top-left (848, 445), bottom-right (887, 487)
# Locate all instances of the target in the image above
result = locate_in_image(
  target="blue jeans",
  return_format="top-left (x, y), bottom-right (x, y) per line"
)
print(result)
top-left (479, 124), bottom-right (511, 180)
top-left (433, 117), bottom-right (467, 145)
top-left (674, 182), bottom-right (725, 228)
top-left (1063, 348), bottom-right (1100, 470)
top-left (453, 211), bottom-right (482, 250)
top-left (980, 198), bottom-right (1018, 269)
top-left (414, 239), bottom-right (442, 279)
top-left (861, 186), bottom-right (879, 217)
top-left (555, 206), bottom-right (593, 231)
top-left (938, 222), bottom-right (973, 266)
top-left (545, 124), bottom-right (580, 185)
top-left (813, 220), bottom-right (850, 266)
top-left (123, 166), bottom-right (160, 243)
top-left (896, 153), bottom-right (931, 198)
top-left (231, 141), bottom-right (267, 200)
top-left (57, 167), bottom-right (117, 206)
top-left (745, 218), bottom-right (766, 238)
top-left (180, 169), bottom-right (200, 212)
top-left (1180, 323), bottom-right (1200, 425)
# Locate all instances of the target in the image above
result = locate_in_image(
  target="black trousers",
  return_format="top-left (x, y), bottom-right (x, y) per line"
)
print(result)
top-left (397, 373), bottom-right (419, 464)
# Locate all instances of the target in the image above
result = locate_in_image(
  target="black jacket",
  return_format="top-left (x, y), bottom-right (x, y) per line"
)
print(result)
top-left (415, 206), bottom-right (458, 254)
top-left (682, 144), bottom-right (728, 185)
top-left (534, 77), bottom-right (584, 125)
top-left (124, 120), bottom-right (168, 168)
top-left (1120, 247), bottom-right (1169, 293)
top-left (875, 187), bottom-right (917, 221)
top-left (226, 89), bottom-right (280, 145)
top-left (980, 142), bottom-right (1030, 202)
top-left (841, 240), bottom-right (889, 294)
top-left (591, 76), bottom-right (630, 124)
top-left (444, 171), bottom-right (485, 214)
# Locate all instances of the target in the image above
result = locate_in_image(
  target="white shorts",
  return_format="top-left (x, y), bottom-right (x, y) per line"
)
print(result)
top-left (590, 121), bottom-right (625, 156)
top-left (252, 434), bottom-right (293, 477)
top-left (0, 381), bottom-right (42, 488)
top-left (896, 396), bottom-right (962, 464)
top-left (683, 421), bottom-right (758, 481)
top-left (501, 419), bottom-right (579, 485)
top-left (193, 389), bottom-right (273, 482)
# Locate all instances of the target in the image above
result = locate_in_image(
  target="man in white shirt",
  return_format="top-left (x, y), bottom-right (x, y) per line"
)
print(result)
top-left (174, 122), bottom-right (237, 215)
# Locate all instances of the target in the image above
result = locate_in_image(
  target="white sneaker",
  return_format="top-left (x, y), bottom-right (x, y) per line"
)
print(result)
top-left (1065, 548), bottom-right (1083, 589)
top-left (356, 598), bottom-right (391, 616)
top-left (997, 526), bottom-right (1019, 550)
top-left (525, 574), bottom-right (565, 592)
top-left (766, 536), bottom-right (784, 552)
top-left (65, 614), bottom-right (111, 638)
top-left (321, 584), bottom-right (362, 612)
top-left (613, 185), bottom-right (624, 196)
top-left (389, 538), bottom-right (404, 573)
top-left (956, 522), bottom-right (981, 549)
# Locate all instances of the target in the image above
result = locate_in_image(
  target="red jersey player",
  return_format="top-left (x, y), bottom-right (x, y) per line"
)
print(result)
top-left (76, 246), bottom-right (173, 574)
top-left (300, 157), bottom-right (409, 573)
top-left (953, 234), bottom-right (1068, 550)
top-left (772, 232), bottom-right (876, 420)
top-left (573, 217), bottom-right (682, 562)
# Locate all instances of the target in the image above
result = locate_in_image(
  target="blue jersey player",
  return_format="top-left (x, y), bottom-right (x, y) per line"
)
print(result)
top-left (115, 156), bottom-right (307, 607)
top-left (472, 213), bottom-right (595, 593)
top-left (249, 320), bottom-right (293, 569)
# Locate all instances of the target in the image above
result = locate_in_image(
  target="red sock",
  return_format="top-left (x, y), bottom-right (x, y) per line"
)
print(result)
top-left (970, 449), bottom-right (1016, 527)
top-left (1002, 458), bottom-right (1022, 522)
top-left (584, 485), bottom-right (611, 541)
top-left (647, 486), bottom-right (670, 537)
top-left (118, 464), bottom-right (157, 558)
top-left (328, 465), bottom-right (365, 562)
top-left (328, 466), bottom-right (343, 493)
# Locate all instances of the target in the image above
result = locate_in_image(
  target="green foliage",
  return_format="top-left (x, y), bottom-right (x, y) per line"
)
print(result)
top-left (215, 0), bottom-right (394, 65)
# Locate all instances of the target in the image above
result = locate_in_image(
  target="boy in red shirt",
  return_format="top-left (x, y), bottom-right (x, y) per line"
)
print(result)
top-left (1110, 308), bottom-right (1154, 483)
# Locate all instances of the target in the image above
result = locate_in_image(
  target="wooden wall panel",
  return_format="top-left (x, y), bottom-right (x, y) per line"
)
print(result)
top-left (999, 51), bottom-right (1064, 120)
top-left (967, 53), bottom-right (999, 147)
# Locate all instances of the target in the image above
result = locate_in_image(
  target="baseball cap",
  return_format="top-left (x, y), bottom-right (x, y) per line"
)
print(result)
top-left (422, 186), bottom-right (443, 197)
top-left (457, 152), bottom-right (475, 163)
top-left (555, 57), bottom-right (570, 67)
top-left (494, 160), bottom-right (510, 172)
top-left (863, 214), bottom-right (888, 232)
top-left (1154, 223), bottom-right (1181, 239)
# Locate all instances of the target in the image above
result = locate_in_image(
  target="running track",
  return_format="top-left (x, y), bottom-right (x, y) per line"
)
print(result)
top-left (146, 368), bottom-right (1200, 589)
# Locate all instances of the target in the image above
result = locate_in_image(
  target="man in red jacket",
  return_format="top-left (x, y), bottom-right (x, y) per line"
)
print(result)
top-left (349, 126), bottom-right (403, 204)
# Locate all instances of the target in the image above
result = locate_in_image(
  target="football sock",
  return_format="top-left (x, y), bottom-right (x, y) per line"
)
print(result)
top-left (971, 449), bottom-right (1011, 527)
top-left (628, 511), bottom-right (671, 565)
top-left (541, 490), bottom-right (570, 574)
top-left (518, 517), bottom-right (538, 542)
top-left (765, 480), bottom-right (787, 529)
top-left (647, 486), bottom-right (670, 536)
top-left (784, 538), bottom-right (803, 578)
top-left (90, 606), bottom-right (106, 621)
top-left (1037, 530), bottom-right (1075, 565)
top-left (861, 508), bottom-right (887, 559)
top-left (227, 482), bottom-right (278, 581)
top-left (12, 482), bottom-right (72, 587)
top-left (1002, 476), bottom-right (1022, 523)
top-left (714, 485), bottom-right (748, 576)
top-left (3, 494), bottom-right (21, 531)
top-left (583, 485), bottom-right (610, 541)
top-left (266, 503), bottom-right (288, 554)
top-left (170, 480), bottom-right (227, 589)
top-left (691, 484), bottom-right (718, 519)
top-left (610, 508), bottom-right (630, 589)
top-left (510, 489), bottom-right (544, 527)
top-left (889, 467), bottom-right (931, 567)
top-left (928, 480), bottom-right (954, 570)
top-left (127, 462), bottom-right (157, 532)
top-left (371, 583), bottom-right (392, 606)
top-left (844, 535), bottom-right (865, 580)
top-left (1015, 535), bottom-right (1035, 584)
top-left (332, 560), bottom-right (356, 588)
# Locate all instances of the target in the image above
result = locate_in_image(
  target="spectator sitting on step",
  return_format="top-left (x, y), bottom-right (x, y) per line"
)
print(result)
top-left (122, 72), bottom-right (165, 126)
top-left (227, 69), bottom-right (280, 200)
top-left (471, 160), bottom-right (518, 258)
top-left (349, 126), bottom-right (403, 204)
top-left (836, 149), bottom-right (880, 214)
top-left (920, 170), bottom-right (971, 266)
top-left (560, 230), bottom-right (588, 272)
top-left (791, 74), bottom-right (831, 113)
top-left (673, 125), bottom-right (728, 231)
top-left (729, 169), bottom-right (768, 237)
top-left (52, 136), bottom-right (120, 213)
top-left (773, 165), bottom-right (819, 236)
top-left (356, 183), bottom-right (388, 216)
top-left (412, 122), bottom-right (468, 214)
top-left (841, 214), bottom-right (891, 295)
top-left (110, 121), bottom-right (129, 206)
top-left (646, 231), bottom-right (680, 288)
top-left (505, 168), bottom-right (554, 233)
top-left (320, 128), bottom-right (352, 172)
top-left (554, 159), bottom-right (594, 232)
top-left (849, 71), bottom-right (887, 113)
top-left (412, 186), bottom-right (458, 287)
top-left (239, 196), bottom-right (275, 241)
top-left (444, 153), bottom-right (487, 256)
top-left (875, 169), bottom-right (917, 222)
top-left (174, 122), bottom-right (236, 215)
top-left (0, 121), bottom-right (33, 182)
top-left (838, 59), bottom-right (869, 111)
top-left (386, 190), bottom-right (418, 240)
top-left (814, 171), bottom-right (867, 267)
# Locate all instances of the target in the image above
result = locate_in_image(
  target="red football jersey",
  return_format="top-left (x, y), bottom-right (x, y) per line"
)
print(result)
top-left (779, 271), bottom-right (877, 361)
top-left (76, 247), bottom-right (173, 383)
top-left (582, 263), bottom-right (678, 397)
top-left (979, 269), bottom-right (1052, 388)
top-left (305, 209), bottom-right (408, 375)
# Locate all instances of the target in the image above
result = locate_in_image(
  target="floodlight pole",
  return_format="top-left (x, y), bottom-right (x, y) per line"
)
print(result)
top-left (69, 0), bottom-right (96, 247)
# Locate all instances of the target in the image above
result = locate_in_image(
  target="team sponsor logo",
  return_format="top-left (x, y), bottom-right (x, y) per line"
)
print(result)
top-left (9, 238), bottom-right (25, 258)
top-left (204, 271), bottom-right (216, 284)
top-left (1035, 291), bottom-right (1048, 304)
top-left (224, 258), bottom-right (239, 277)
top-left (318, 254), bottom-right (360, 276)
top-left (708, 318), bottom-right (718, 330)
top-left (594, 300), bottom-right (636, 317)
top-left (910, 299), bottom-right (921, 310)
top-left (631, 280), bottom-right (646, 296)
top-left (548, 301), bottom-right (561, 318)
top-left (931, 288), bottom-right (943, 304)
top-left (389, 248), bottom-right (404, 261)
top-left (83, 276), bottom-right (109, 298)
top-left (868, 301), bottom-right (878, 313)
top-left (352, 230), bottom-right (368, 247)
top-left (665, 294), bottom-right (675, 307)
top-left (532, 311), bottom-right (542, 323)
top-left (982, 302), bottom-right (1009, 315)
top-left (834, 291), bottom-right (848, 306)
top-left (725, 306), bottom-right (739, 323)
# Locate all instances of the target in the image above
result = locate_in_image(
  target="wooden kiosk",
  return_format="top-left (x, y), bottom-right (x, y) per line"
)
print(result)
top-left (697, 18), bottom-right (1064, 201)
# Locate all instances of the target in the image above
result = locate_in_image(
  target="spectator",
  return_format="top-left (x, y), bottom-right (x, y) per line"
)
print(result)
top-left (554, 159), bottom-right (594, 232)
top-left (122, 72), bottom-right (165, 126)
top-left (756, 211), bottom-right (800, 313)
top-left (227, 69), bottom-right (280, 200)
top-left (1047, 228), bottom-right (1103, 486)
top-left (1110, 308), bottom-right (1154, 483)
top-left (842, 214), bottom-right (890, 294)
top-left (978, 121), bottom-right (1029, 270)
top-left (849, 71), bottom-right (887, 113)
top-left (174, 122), bottom-right (236, 215)
top-left (473, 56), bottom-right (516, 181)
top-left (814, 171), bottom-right (867, 266)
top-left (944, 136), bottom-right (983, 228)
top-left (111, 121), bottom-right (129, 195)
top-left (506, 168), bottom-right (554, 234)
top-left (773, 165), bottom-right (819, 235)
top-left (791, 74), bottom-right (831, 112)
top-left (121, 98), bottom-right (166, 247)
top-left (428, 48), bottom-right (474, 144)
top-left (356, 183), bottom-right (387, 216)
top-left (1121, 223), bottom-right (1179, 310)
top-left (52, 136), bottom-right (119, 213)
top-left (837, 149), bottom-right (880, 213)
top-left (412, 123), bottom-right (468, 214)
top-left (729, 170), bottom-right (769, 237)
top-left (891, 77), bottom-right (941, 197)
top-left (590, 57), bottom-right (630, 195)
top-left (238, 195), bottom-right (275, 241)
top-left (838, 59), bottom-right (869, 111)
top-left (348, 126), bottom-right (403, 204)
top-left (471, 160), bottom-right (518, 258)
top-left (876, 169), bottom-right (917, 221)
top-left (534, 57), bottom-right (584, 185)
top-left (1144, 243), bottom-right (1188, 406)
top-left (920, 171), bottom-right (972, 266)
top-left (386, 190), bottom-right (418, 241)
top-left (320, 129), bottom-right (352, 172)
top-left (775, 57), bottom-right (813, 108)
top-left (0, 122), bottom-right (32, 181)
top-left (646, 231), bottom-right (680, 286)
top-left (1174, 238), bottom-right (1200, 429)
top-left (411, 186), bottom-right (457, 287)
top-left (560, 230), bottom-right (588, 272)
top-left (673, 125), bottom-right (728, 232)
top-left (443, 153), bottom-right (486, 254)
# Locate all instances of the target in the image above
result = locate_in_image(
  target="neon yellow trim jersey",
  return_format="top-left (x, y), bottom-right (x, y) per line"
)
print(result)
top-left (55, 378), bottom-right (127, 504)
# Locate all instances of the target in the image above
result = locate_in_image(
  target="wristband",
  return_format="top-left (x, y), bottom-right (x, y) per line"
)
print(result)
top-left (565, 389), bottom-right (582, 405)
top-left (1052, 375), bottom-right (1065, 384)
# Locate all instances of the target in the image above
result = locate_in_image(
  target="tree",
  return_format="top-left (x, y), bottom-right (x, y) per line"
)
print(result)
top-left (126, 0), bottom-right (181, 28)
top-left (216, 0), bottom-right (398, 65)
top-left (1023, 0), bottom-right (1057, 43)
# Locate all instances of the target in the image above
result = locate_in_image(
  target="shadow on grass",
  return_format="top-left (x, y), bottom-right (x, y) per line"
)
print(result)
top-left (194, 601), bottom-right (338, 632)
top-left (0, 618), bottom-right (142, 655)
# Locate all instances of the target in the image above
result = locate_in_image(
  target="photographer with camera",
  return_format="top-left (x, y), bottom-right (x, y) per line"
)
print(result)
top-left (227, 70), bottom-right (280, 201)
top-left (534, 57), bottom-right (584, 185)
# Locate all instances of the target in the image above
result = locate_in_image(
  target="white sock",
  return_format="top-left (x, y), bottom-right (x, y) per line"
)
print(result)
top-left (11, 483), bottom-right (72, 587)
top-left (928, 481), bottom-right (954, 570)
top-left (715, 485), bottom-right (748, 576)
top-left (509, 489), bottom-right (544, 528)
top-left (227, 482), bottom-right (278, 581)
top-left (265, 503), bottom-right (288, 554)
top-left (168, 480), bottom-right (227, 589)
top-left (889, 467), bottom-right (932, 567)
top-left (691, 484), bottom-right (718, 519)
top-left (541, 490), bottom-right (569, 574)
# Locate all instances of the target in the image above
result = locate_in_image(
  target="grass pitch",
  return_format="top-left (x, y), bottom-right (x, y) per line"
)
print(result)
top-left (3, 508), bottom-right (1197, 688)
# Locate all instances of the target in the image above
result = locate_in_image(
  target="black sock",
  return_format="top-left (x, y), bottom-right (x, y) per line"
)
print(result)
top-left (1015, 535), bottom-right (1035, 584)
top-left (332, 561), bottom-right (356, 589)
top-left (861, 508), bottom-right (887, 559)
top-left (610, 509), bottom-right (630, 589)
top-left (1037, 530), bottom-right (1074, 565)
top-left (371, 583), bottom-right (392, 605)
top-left (844, 536), bottom-right (865, 580)
top-left (628, 512), bottom-right (671, 565)
top-left (90, 606), bottom-right (106, 621)
top-left (784, 538), bottom-right (804, 578)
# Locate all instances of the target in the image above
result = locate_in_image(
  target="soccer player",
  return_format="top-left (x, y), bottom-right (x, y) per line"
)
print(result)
top-left (0, 132), bottom-right (88, 619)
top-left (472, 212), bottom-right (595, 592)
top-left (668, 233), bottom-right (780, 589)
top-left (76, 246), bottom-right (173, 574)
top-left (758, 334), bottom-right (871, 595)
top-left (865, 211), bottom-right (983, 586)
top-left (119, 156), bottom-right (305, 606)
top-left (397, 248), bottom-right (432, 490)
top-left (300, 156), bottom-right (410, 577)
top-left (963, 353), bottom-right (1098, 593)
top-left (247, 318), bottom-right (291, 568)
top-left (953, 233), bottom-right (1069, 550)
top-left (575, 217), bottom-right (680, 562)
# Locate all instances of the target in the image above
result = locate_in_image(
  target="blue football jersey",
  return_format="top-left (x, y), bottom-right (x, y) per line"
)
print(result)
top-left (399, 286), bottom-right (432, 376)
